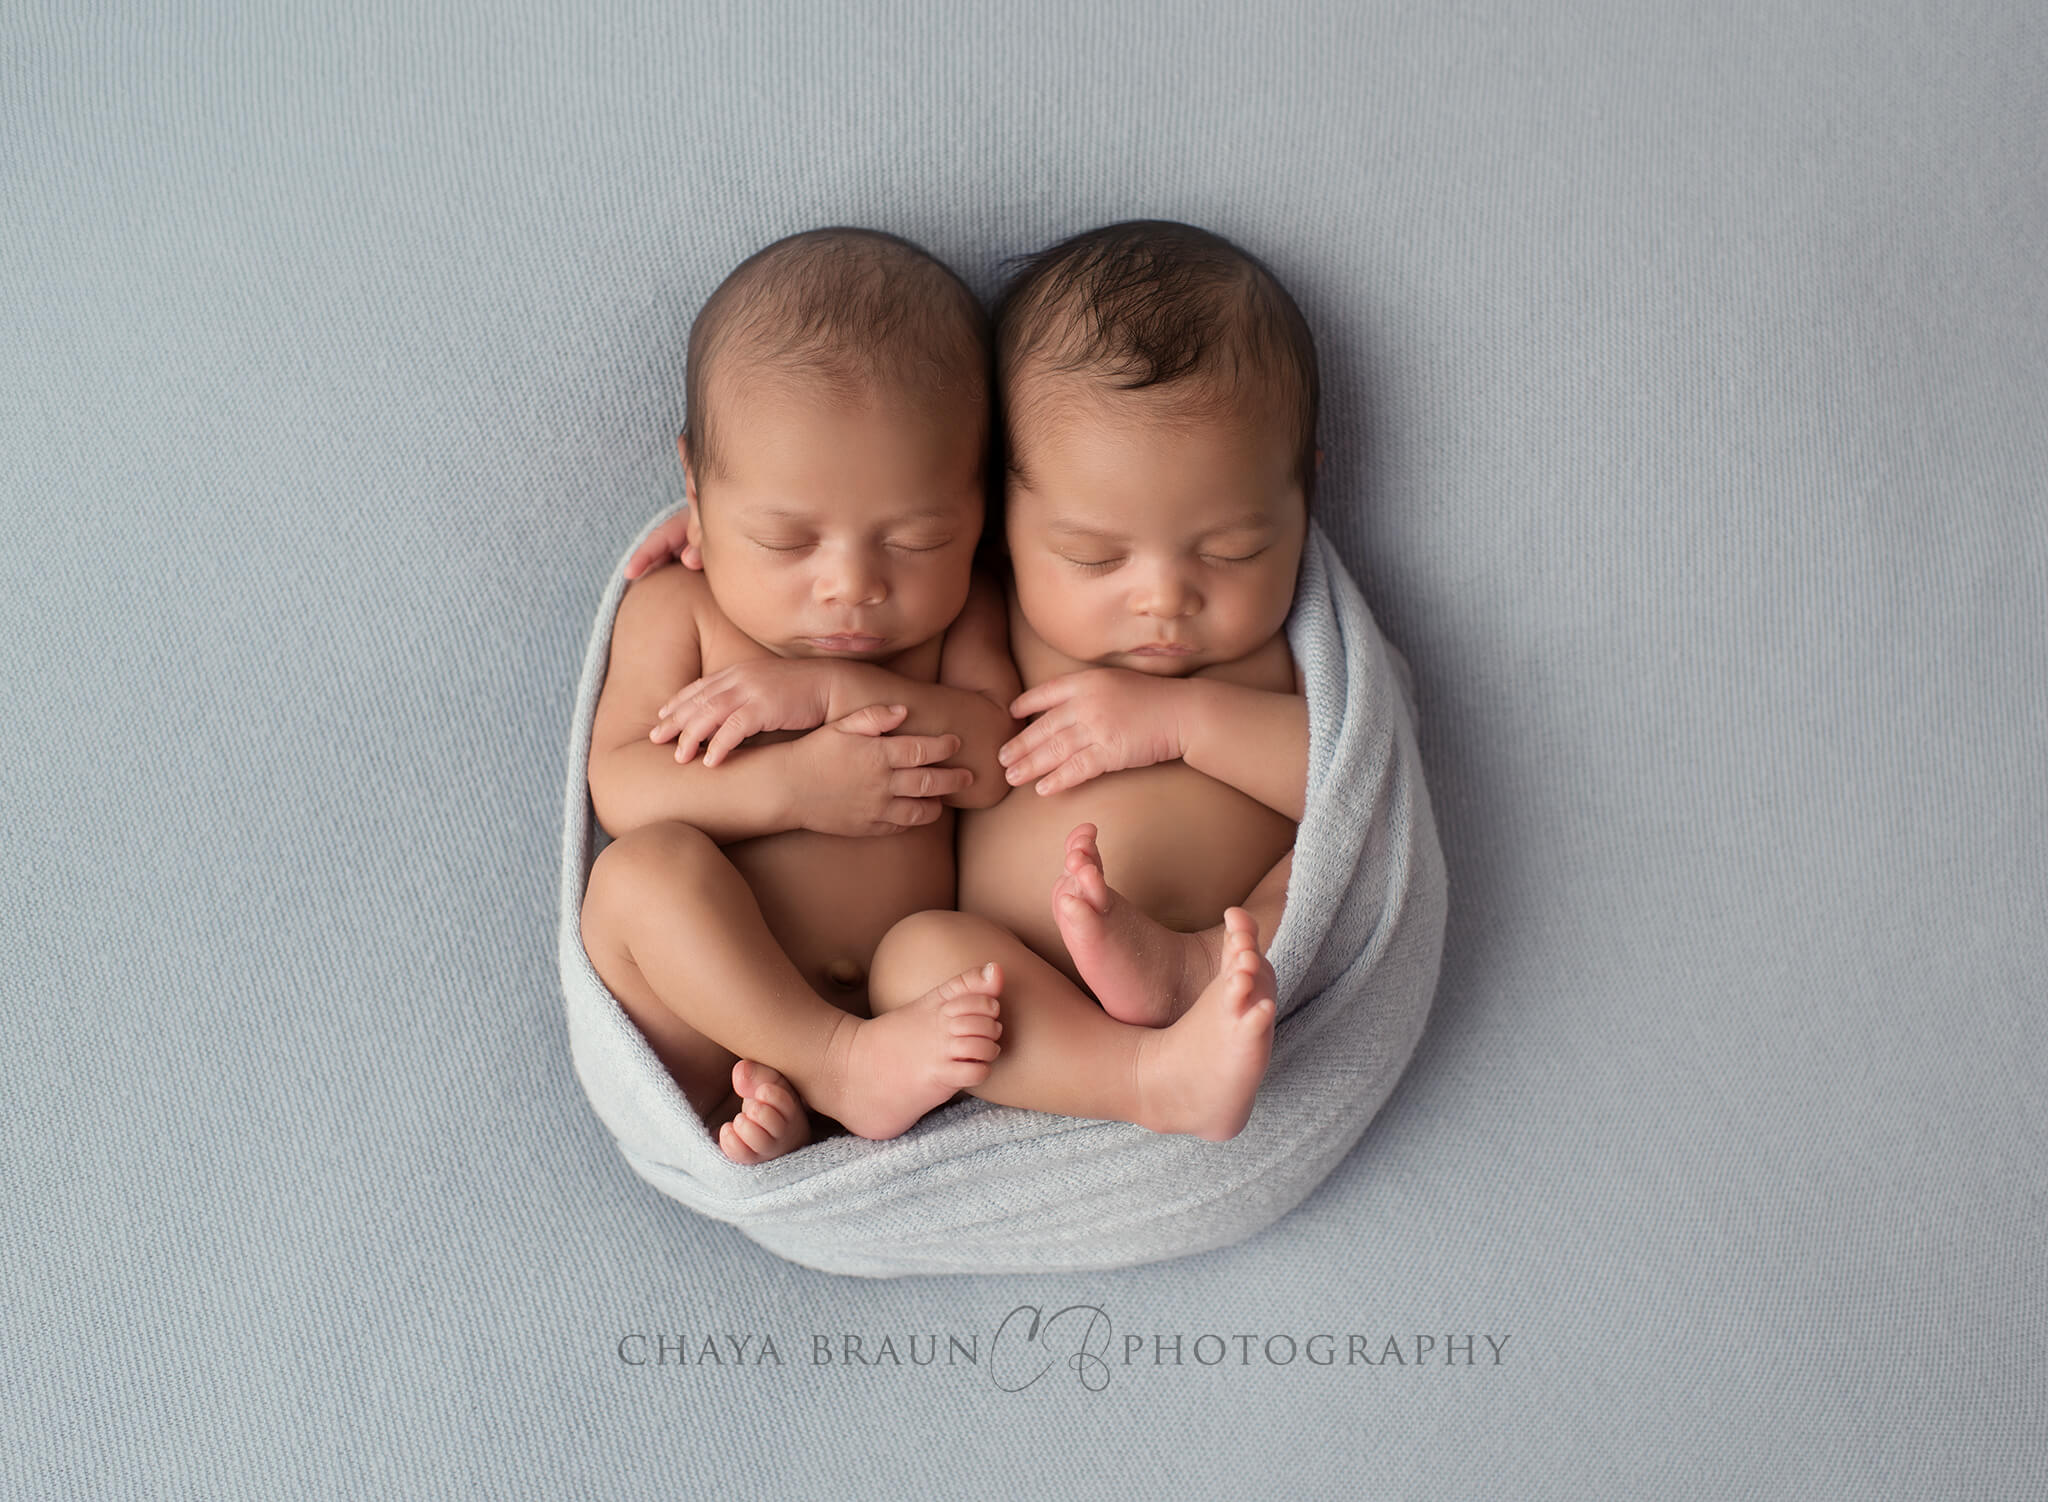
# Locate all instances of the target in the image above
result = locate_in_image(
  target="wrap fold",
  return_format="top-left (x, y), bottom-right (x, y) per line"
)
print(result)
top-left (557, 509), bottom-right (1446, 1276)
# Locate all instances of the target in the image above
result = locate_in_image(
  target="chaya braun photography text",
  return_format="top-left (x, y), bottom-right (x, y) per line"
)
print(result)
top-left (615, 1306), bottom-right (1511, 1393)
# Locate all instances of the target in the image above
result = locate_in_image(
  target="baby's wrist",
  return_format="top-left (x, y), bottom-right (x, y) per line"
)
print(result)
top-left (1171, 677), bottom-right (1215, 761)
top-left (818, 660), bottom-right (881, 722)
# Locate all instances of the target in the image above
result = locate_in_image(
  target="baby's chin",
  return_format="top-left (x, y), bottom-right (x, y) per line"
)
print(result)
top-left (784, 642), bottom-right (894, 661)
top-left (1108, 650), bottom-right (1209, 677)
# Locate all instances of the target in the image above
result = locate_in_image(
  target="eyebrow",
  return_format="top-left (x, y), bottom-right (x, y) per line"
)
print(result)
top-left (750, 506), bottom-right (960, 525)
top-left (1045, 512), bottom-right (1277, 540)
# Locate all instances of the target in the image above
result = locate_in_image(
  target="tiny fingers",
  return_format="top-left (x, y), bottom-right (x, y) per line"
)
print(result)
top-left (892, 766), bottom-right (973, 799)
top-left (887, 734), bottom-right (961, 768)
top-left (885, 797), bottom-right (944, 828)
top-left (702, 714), bottom-right (753, 768)
top-left (1004, 722), bottom-right (1083, 784)
top-left (1034, 750), bottom-right (1104, 795)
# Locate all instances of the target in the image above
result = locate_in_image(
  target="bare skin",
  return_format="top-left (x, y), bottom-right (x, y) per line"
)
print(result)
top-left (582, 383), bottom-right (1024, 1163)
top-left (719, 1060), bottom-right (810, 1165)
top-left (870, 905), bottom-right (1276, 1141)
top-left (627, 372), bottom-right (1318, 1145)
top-left (580, 819), bottom-right (1005, 1145)
top-left (853, 390), bottom-right (1314, 1140)
top-left (1054, 823), bottom-right (1294, 1027)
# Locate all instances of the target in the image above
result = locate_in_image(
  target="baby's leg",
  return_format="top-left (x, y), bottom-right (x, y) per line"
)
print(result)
top-left (580, 821), bottom-right (1003, 1145)
top-left (1055, 826), bottom-right (1292, 1027)
top-left (869, 907), bottom-right (1277, 1141)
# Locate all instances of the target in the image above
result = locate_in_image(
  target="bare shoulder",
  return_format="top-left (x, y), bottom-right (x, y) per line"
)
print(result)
top-left (592, 566), bottom-right (708, 754)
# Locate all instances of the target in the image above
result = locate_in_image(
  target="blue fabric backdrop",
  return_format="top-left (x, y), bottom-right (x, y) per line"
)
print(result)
top-left (6, 1), bottom-right (2042, 1495)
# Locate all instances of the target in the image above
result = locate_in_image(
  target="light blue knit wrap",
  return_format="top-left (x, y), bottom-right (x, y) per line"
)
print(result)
top-left (557, 508), bottom-right (1447, 1276)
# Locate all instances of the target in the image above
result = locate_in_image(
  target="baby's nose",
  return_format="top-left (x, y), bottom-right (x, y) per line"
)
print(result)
top-left (817, 556), bottom-right (887, 605)
top-left (1133, 569), bottom-right (1197, 617)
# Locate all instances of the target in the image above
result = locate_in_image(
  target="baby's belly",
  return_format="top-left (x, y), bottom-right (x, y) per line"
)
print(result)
top-left (725, 816), bottom-right (956, 1016)
top-left (957, 763), bottom-right (1296, 986)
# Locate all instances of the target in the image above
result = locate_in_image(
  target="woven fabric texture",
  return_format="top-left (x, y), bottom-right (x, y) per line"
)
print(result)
top-left (6, 0), bottom-right (2042, 1495)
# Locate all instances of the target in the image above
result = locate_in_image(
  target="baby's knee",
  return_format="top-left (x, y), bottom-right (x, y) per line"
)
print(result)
top-left (582, 821), bottom-right (725, 931)
top-left (869, 910), bottom-right (1014, 1012)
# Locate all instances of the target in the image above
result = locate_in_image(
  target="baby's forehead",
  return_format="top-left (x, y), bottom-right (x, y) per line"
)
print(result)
top-left (1006, 378), bottom-right (1296, 487)
top-left (1009, 365), bottom-right (1280, 439)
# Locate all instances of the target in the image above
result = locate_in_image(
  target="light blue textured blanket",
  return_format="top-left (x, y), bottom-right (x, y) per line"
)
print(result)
top-left (556, 508), bottom-right (1446, 1276)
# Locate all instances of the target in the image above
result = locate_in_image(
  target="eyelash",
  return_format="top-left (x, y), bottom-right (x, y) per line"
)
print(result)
top-left (753, 541), bottom-right (949, 554)
top-left (1066, 549), bottom-right (1267, 571)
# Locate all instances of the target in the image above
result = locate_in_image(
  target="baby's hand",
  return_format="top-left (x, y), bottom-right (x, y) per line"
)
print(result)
top-left (651, 660), bottom-right (834, 765)
top-left (793, 704), bottom-right (972, 837)
top-left (622, 510), bottom-right (700, 580)
top-left (1000, 669), bottom-right (1190, 795)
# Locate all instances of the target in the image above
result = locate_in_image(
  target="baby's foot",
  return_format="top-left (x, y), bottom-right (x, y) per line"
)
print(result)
top-left (1053, 823), bottom-right (1218, 1027)
top-left (812, 964), bottom-right (1003, 1141)
top-left (1130, 908), bottom-right (1277, 1142)
top-left (716, 1059), bottom-right (812, 1165)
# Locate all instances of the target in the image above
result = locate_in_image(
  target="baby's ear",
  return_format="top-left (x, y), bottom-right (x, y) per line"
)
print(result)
top-left (681, 494), bottom-right (705, 569)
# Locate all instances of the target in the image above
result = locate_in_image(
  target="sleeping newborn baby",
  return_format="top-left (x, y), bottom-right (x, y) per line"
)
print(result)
top-left (652, 220), bottom-right (1314, 1148)
top-left (581, 228), bottom-right (1022, 1163)
top-left (863, 220), bottom-right (1313, 1141)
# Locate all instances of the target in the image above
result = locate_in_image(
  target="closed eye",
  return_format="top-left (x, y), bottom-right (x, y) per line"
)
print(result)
top-left (1202, 548), bottom-right (1268, 565)
top-left (751, 540), bottom-right (813, 553)
top-left (886, 539), bottom-right (953, 553)
top-left (1063, 556), bottom-right (1124, 572)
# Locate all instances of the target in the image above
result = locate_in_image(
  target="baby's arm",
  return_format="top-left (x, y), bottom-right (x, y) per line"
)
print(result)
top-left (1174, 679), bottom-right (1308, 823)
top-left (656, 570), bottom-right (1020, 810)
top-left (592, 572), bottom-right (967, 843)
top-left (1001, 671), bottom-right (1308, 821)
top-left (588, 572), bottom-right (813, 842)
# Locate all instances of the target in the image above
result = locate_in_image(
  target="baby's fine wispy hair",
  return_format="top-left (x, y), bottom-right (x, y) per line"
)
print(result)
top-left (683, 228), bottom-right (990, 482)
top-left (993, 220), bottom-right (1320, 502)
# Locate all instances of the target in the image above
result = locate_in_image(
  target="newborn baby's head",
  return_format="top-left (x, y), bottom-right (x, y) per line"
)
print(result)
top-left (678, 228), bottom-right (990, 660)
top-left (994, 220), bottom-right (1318, 677)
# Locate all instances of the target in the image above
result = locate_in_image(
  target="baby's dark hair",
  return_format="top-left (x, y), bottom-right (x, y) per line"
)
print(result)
top-left (682, 227), bottom-right (990, 485)
top-left (993, 220), bottom-right (1320, 504)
